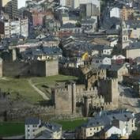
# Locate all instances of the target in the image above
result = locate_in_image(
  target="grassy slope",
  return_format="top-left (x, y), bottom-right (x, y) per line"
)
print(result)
top-left (0, 75), bottom-right (78, 103)
top-left (31, 75), bottom-right (78, 98)
top-left (0, 123), bottom-right (24, 137)
top-left (0, 78), bottom-right (42, 103)
top-left (31, 75), bottom-right (78, 86)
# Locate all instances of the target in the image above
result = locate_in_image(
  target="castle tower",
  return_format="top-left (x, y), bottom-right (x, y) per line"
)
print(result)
top-left (9, 48), bottom-right (17, 61)
top-left (84, 96), bottom-right (90, 117)
top-left (98, 78), bottom-right (119, 107)
top-left (52, 81), bottom-right (76, 115)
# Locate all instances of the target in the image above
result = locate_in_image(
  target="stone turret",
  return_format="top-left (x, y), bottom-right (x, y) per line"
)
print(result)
top-left (84, 96), bottom-right (91, 117)
top-left (52, 81), bottom-right (76, 115)
top-left (98, 78), bottom-right (119, 107)
top-left (10, 49), bottom-right (17, 61)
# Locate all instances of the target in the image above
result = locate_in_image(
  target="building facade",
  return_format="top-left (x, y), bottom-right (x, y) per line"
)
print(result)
top-left (76, 110), bottom-right (136, 139)
top-left (25, 118), bottom-right (42, 139)
top-left (0, 18), bottom-right (29, 38)
top-left (5, 0), bottom-right (18, 19)
top-left (124, 47), bottom-right (140, 60)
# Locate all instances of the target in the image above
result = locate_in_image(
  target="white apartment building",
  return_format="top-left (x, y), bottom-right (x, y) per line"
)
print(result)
top-left (0, 18), bottom-right (29, 38)
top-left (25, 118), bottom-right (42, 139)
top-left (25, 118), bottom-right (62, 139)
top-left (76, 110), bottom-right (137, 139)
top-left (110, 7), bottom-right (121, 18)
top-left (18, 0), bottom-right (27, 9)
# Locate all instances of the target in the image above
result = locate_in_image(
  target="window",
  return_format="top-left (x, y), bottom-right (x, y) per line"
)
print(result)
top-left (90, 128), bottom-right (92, 131)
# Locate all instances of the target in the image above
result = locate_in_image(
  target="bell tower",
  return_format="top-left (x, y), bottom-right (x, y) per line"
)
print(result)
top-left (121, 21), bottom-right (130, 49)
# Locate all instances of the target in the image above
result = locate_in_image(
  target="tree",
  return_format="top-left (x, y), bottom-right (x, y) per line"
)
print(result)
top-left (75, 22), bottom-right (81, 27)
top-left (111, 45), bottom-right (122, 55)
top-left (130, 128), bottom-right (140, 139)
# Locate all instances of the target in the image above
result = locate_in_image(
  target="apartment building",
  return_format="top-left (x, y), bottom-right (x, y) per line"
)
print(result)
top-left (5, 0), bottom-right (18, 19)
top-left (25, 118), bottom-right (42, 139)
top-left (0, 18), bottom-right (29, 38)
top-left (25, 117), bottom-right (62, 139)
top-left (124, 42), bottom-right (140, 59)
top-left (76, 110), bottom-right (136, 139)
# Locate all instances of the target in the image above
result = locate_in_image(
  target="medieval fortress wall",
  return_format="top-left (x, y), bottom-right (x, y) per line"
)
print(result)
top-left (1, 59), bottom-right (58, 77)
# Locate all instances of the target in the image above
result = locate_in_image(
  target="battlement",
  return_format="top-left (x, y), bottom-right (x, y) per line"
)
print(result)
top-left (104, 102), bottom-right (112, 107)
top-left (55, 87), bottom-right (69, 94)
top-left (104, 102), bottom-right (118, 110)
top-left (99, 95), bottom-right (104, 99)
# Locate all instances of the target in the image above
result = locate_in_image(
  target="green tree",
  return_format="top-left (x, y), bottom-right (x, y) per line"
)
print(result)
top-left (75, 22), bottom-right (81, 27)
top-left (111, 45), bottom-right (122, 55)
top-left (130, 127), bottom-right (140, 139)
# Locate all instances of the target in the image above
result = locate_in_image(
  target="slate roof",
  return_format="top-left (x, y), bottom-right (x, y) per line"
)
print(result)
top-left (81, 18), bottom-right (96, 24)
top-left (25, 117), bottom-right (41, 125)
top-left (125, 42), bottom-right (140, 50)
top-left (99, 65), bottom-right (111, 70)
top-left (43, 122), bottom-right (62, 132)
top-left (134, 57), bottom-right (140, 62)
top-left (102, 17), bottom-right (121, 30)
top-left (109, 64), bottom-right (124, 71)
top-left (125, 20), bottom-right (140, 28)
top-left (35, 123), bottom-right (62, 139)
top-left (22, 46), bottom-right (62, 59)
top-left (61, 23), bottom-right (77, 29)
top-left (80, 110), bottom-right (135, 129)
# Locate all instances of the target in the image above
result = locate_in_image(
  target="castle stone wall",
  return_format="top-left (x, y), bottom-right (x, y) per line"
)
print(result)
top-left (2, 60), bottom-right (58, 77)
top-left (46, 60), bottom-right (58, 76)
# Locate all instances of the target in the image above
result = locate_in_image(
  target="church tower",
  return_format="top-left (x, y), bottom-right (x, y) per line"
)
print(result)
top-left (121, 21), bottom-right (130, 49)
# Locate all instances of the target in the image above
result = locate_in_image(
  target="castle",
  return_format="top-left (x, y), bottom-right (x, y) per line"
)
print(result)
top-left (51, 78), bottom-right (119, 117)
top-left (60, 65), bottom-right (107, 89)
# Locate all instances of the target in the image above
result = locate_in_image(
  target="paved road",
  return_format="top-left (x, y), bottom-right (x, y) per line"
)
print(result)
top-left (28, 79), bottom-right (49, 100)
top-left (3, 135), bottom-right (24, 139)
